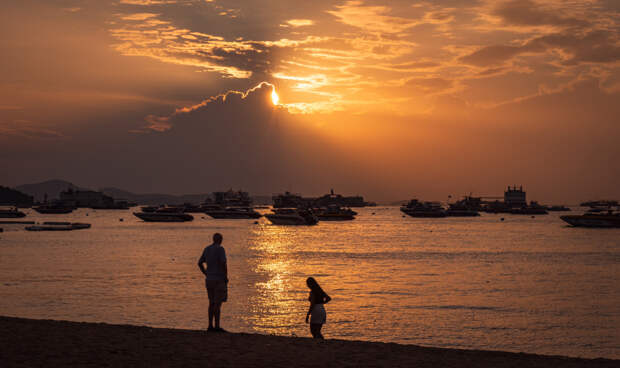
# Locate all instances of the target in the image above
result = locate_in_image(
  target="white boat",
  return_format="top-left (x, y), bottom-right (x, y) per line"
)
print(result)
top-left (25, 222), bottom-right (91, 231)
top-left (264, 208), bottom-right (318, 225)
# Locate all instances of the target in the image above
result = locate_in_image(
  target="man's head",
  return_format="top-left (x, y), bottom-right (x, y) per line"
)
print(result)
top-left (213, 233), bottom-right (223, 244)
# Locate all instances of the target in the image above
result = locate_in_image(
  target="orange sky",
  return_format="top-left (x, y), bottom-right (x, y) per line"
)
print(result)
top-left (1, 0), bottom-right (619, 203)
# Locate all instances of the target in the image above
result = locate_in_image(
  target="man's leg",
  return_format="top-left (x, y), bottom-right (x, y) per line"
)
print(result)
top-left (214, 302), bottom-right (222, 328)
top-left (208, 302), bottom-right (215, 329)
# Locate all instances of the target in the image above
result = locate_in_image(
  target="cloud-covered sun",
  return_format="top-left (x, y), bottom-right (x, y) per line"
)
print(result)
top-left (271, 89), bottom-right (279, 105)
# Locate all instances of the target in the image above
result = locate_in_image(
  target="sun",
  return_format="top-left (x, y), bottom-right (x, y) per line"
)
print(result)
top-left (271, 89), bottom-right (279, 105)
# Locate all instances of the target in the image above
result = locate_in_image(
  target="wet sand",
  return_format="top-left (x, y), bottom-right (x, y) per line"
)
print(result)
top-left (1, 316), bottom-right (617, 367)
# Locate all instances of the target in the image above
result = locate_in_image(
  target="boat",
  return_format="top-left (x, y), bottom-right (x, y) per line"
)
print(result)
top-left (204, 207), bottom-right (262, 219)
top-left (546, 205), bottom-right (571, 212)
top-left (509, 201), bottom-right (548, 215)
top-left (133, 212), bottom-right (194, 222)
top-left (400, 200), bottom-right (446, 218)
top-left (580, 200), bottom-right (618, 207)
top-left (445, 199), bottom-right (480, 217)
top-left (445, 207), bottom-right (480, 217)
top-left (33, 204), bottom-right (75, 214)
top-left (264, 208), bottom-right (318, 225)
top-left (313, 205), bottom-right (356, 221)
top-left (25, 222), bottom-right (91, 231)
top-left (0, 207), bottom-right (27, 218)
top-left (560, 210), bottom-right (620, 228)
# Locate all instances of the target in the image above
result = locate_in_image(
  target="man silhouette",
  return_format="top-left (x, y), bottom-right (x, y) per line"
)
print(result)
top-left (198, 233), bottom-right (228, 332)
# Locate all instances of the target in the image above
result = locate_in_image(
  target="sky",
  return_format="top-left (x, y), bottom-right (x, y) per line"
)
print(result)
top-left (1, 0), bottom-right (619, 203)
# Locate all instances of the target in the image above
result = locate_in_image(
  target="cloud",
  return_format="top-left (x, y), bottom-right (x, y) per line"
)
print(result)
top-left (494, 0), bottom-right (590, 29)
top-left (284, 19), bottom-right (314, 27)
top-left (327, 1), bottom-right (420, 34)
top-left (459, 30), bottom-right (620, 67)
top-left (0, 121), bottom-right (66, 140)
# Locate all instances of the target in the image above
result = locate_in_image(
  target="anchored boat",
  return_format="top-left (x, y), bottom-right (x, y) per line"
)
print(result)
top-left (0, 207), bottom-right (27, 218)
top-left (133, 212), bottom-right (194, 222)
top-left (401, 200), bottom-right (446, 218)
top-left (264, 208), bottom-right (318, 225)
top-left (313, 205), bottom-right (356, 221)
top-left (560, 211), bottom-right (620, 228)
top-left (25, 222), bottom-right (91, 231)
top-left (204, 206), bottom-right (262, 219)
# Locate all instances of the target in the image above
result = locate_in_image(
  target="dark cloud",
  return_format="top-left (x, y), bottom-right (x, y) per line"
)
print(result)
top-left (460, 30), bottom-right (620, 67)
top-left (495, 0), bottom-right (590, 28)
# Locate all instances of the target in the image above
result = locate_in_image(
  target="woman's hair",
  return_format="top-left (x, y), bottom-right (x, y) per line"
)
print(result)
top-left (306, 277), bottom-right (327, 301)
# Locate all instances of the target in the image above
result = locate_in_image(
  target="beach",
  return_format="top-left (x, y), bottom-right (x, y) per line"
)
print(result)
top-left (1, 316), bottom-right (617, 368)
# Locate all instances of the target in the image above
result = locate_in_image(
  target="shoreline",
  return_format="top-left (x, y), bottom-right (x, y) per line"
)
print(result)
top-left (1, 316), bottom-right (617, 367)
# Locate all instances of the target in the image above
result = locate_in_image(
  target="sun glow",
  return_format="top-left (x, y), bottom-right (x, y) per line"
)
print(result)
top-left (271, 89), bottom-right (280, 105)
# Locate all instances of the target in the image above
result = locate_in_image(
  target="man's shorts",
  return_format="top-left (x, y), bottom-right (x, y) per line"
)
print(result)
top-left (206, 279), bottom-right (228, 303)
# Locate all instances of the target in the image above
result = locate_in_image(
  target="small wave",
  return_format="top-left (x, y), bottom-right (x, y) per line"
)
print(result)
top-left (406, 305), bottom-right (505, 312)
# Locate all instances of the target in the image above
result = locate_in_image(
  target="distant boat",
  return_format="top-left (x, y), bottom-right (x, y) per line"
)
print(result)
top-left (546, 205), bottom-right (571, 212)
top-left (204, 207), bottom-right (262, 219)
top-left (560, 211), bottom-right (620, 228)
top-left (579, 200), bottom-right (618, 207)
top-left (313, 205), bottom-right (356, 221)
top-left (0, 207), bottom-right (27, 218)
top-left (133, 212), bottom-right (193, 222)
top-left (25, 222), bottom-right (91, 231)
top-left (265, 208), bottom-right (318, 225)
top-left (400, 200), bottom-right (446, 218)
top-left (33, 204), bottom-right (75, 214)
top-left (509, 201), bottom-right (548, 215)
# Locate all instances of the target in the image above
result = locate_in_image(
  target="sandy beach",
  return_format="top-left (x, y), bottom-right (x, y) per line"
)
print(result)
top-left (1, 316), bottom-right (617, 368)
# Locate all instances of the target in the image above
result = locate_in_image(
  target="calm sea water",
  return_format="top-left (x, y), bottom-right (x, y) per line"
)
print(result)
top-left (0, 207), bottom-right (618, 358)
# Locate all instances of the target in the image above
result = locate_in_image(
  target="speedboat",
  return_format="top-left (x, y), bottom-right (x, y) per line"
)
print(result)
top-left (264, 208), bottom-right (318, 225)
top-left (25, 222), bottom-right (91, 231)
top-left (0, 207), bottom-right (27, 218)
top-left (133, 212), bottom-right (193, 222)
top-left (33, 204), bottom-right (75, 214)
top-left (400, 200), bottom-right (446, 218)
top-left (560, 210), bottom-right (620, 228)
top-left (313, 205), bottom-right (356, 221)
top-left (204, 207), bottom-right (262, 219)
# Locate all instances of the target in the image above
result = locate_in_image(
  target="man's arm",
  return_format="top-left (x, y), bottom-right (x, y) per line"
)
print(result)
top-left (198, 254), bottom-right (207, 276)
top-left (221, 248), bottom-right (228, 283)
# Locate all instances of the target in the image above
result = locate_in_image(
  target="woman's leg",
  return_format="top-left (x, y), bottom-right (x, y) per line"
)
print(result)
top-left (310, 323), bottom-right (324, 339)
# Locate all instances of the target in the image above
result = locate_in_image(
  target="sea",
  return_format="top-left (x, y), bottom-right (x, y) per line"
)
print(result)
top-left (1, 207), bottom-right (618, 359)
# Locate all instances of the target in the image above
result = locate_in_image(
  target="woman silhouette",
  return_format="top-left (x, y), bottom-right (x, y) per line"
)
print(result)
top-left (305, 277), bottom-right (331, 339)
